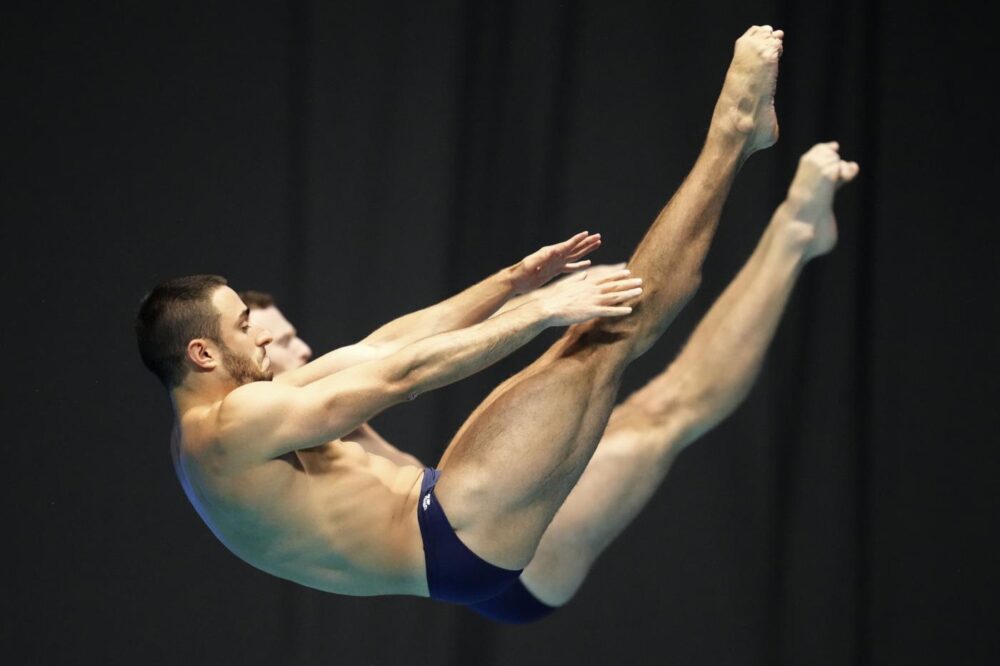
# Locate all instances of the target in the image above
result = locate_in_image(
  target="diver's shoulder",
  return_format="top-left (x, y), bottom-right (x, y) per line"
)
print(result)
top-left (221, 380), bottom-right (294, 411)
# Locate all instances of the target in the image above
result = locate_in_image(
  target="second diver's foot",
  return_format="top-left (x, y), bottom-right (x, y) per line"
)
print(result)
top-left (774, 141), bottom-right (860, 260)
top-left (711, 25), bottom-right (784, 158)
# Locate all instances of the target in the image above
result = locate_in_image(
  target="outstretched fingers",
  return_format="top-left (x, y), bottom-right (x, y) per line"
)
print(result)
top-left (544, 231), bottom-right (603, 275)
top-left (596, 271), bottom-right (644, 305)
top-left (515, 232), bottom-right (606, 292)
top-left (602, 286), bottom-right (643, 305)
top-left (599, 304), bottom-right (636, 317)
top-left (563, 233), bottom-right (602, 261)
top-left (545, 268), bottom-right (643, 323)
top-left (593, 268), bottom-right (632, 285)
top-left (595, 286), bottom-right (640, 316)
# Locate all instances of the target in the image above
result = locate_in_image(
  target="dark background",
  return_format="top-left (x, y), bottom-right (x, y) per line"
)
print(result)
top-left (4, 1), bottom-right (997, 664)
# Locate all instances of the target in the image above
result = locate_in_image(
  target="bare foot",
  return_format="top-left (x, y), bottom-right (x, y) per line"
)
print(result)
top-left (711, 25), bottom-right (784, 157)
top-left (775, 142), bottom-right (860, 259)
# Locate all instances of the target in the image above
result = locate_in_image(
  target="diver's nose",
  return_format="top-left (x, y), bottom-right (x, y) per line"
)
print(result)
top-left (299, 340), bottom-right (313, 362)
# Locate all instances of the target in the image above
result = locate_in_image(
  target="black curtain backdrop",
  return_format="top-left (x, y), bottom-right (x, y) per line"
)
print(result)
top-left (4, 2), bottom-right (997, 664)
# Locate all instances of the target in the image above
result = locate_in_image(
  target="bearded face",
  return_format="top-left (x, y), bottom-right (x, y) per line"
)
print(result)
top-left (220, 341), bottom-right (273, 385)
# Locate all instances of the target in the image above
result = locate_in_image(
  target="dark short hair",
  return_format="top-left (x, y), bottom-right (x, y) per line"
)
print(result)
top-left (136, 275), bottom-right (229, 388)
top-left (239, 290), bottom-right (275, 310)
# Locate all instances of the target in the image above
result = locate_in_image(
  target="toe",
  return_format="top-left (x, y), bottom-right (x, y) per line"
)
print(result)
top-left (838, 161), bottom-right (860, 183)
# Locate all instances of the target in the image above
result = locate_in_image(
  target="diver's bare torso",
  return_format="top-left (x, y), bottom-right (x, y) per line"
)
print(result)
top-left (174, 403), bottom-right (430, 597)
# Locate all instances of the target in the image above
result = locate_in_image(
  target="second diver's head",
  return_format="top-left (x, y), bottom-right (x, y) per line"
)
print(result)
top-left (239, 290), bottom-right (313, 375)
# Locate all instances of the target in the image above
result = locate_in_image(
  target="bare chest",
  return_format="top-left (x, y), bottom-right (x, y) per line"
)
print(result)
top-left (178, 440), bottom-right (426, 594)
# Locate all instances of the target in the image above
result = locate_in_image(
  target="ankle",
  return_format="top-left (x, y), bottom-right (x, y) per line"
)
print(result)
top-left (708, 107), bottom-right (752, 145)
top-left (769, 207), bottom-right (817, 262)
top-left (701, 126), bottom-right (751, 167)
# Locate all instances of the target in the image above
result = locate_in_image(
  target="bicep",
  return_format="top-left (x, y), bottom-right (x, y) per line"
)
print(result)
top-left (219, 366), bottom-right (411, 462)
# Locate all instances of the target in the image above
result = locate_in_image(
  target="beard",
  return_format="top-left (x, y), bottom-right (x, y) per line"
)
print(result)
top-left (220, 343), bottom-right (273, 385)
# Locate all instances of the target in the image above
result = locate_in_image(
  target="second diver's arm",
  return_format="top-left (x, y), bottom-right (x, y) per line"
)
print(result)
top-left (277, 232), bottom-right (602, 388)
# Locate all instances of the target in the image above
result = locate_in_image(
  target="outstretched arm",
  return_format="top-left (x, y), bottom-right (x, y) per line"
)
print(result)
top-left (353, 267), bottom-right (624, 467)
top-left (491, 262), bottom-right (627, 319)
top-left (277, 232), bottom-right (601, 388)
top-left (220, 271), bottom-right (642, 462)
top-left (364, 231), bottom-right (602, 346)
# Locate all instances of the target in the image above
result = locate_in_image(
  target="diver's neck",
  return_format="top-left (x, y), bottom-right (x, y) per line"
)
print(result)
top-left (172, 375), bottom-right (239, 415)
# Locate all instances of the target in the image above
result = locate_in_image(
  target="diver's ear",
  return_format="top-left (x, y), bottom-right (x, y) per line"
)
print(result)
top-left (187, 338), bottom-right (219, 372)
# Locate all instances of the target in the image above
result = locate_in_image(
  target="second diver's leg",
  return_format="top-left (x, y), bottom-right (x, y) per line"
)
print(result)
top-left (434, 26), bottom-right (785, 570)
top-left (516, 142), bottom-right (860, 607)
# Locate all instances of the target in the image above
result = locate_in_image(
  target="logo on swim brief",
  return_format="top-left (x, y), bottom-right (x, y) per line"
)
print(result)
top-left (422, 493), bottom-right (431, 511)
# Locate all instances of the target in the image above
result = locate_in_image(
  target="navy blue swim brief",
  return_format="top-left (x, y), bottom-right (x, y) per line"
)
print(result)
top-left (417, 468), bottom-right (523, 604)
top-left (466, 577), bottom-right (558, 624)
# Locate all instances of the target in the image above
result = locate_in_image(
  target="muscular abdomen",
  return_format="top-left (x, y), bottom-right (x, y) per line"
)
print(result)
top-left (178, 439), bottom-right (427, 597)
